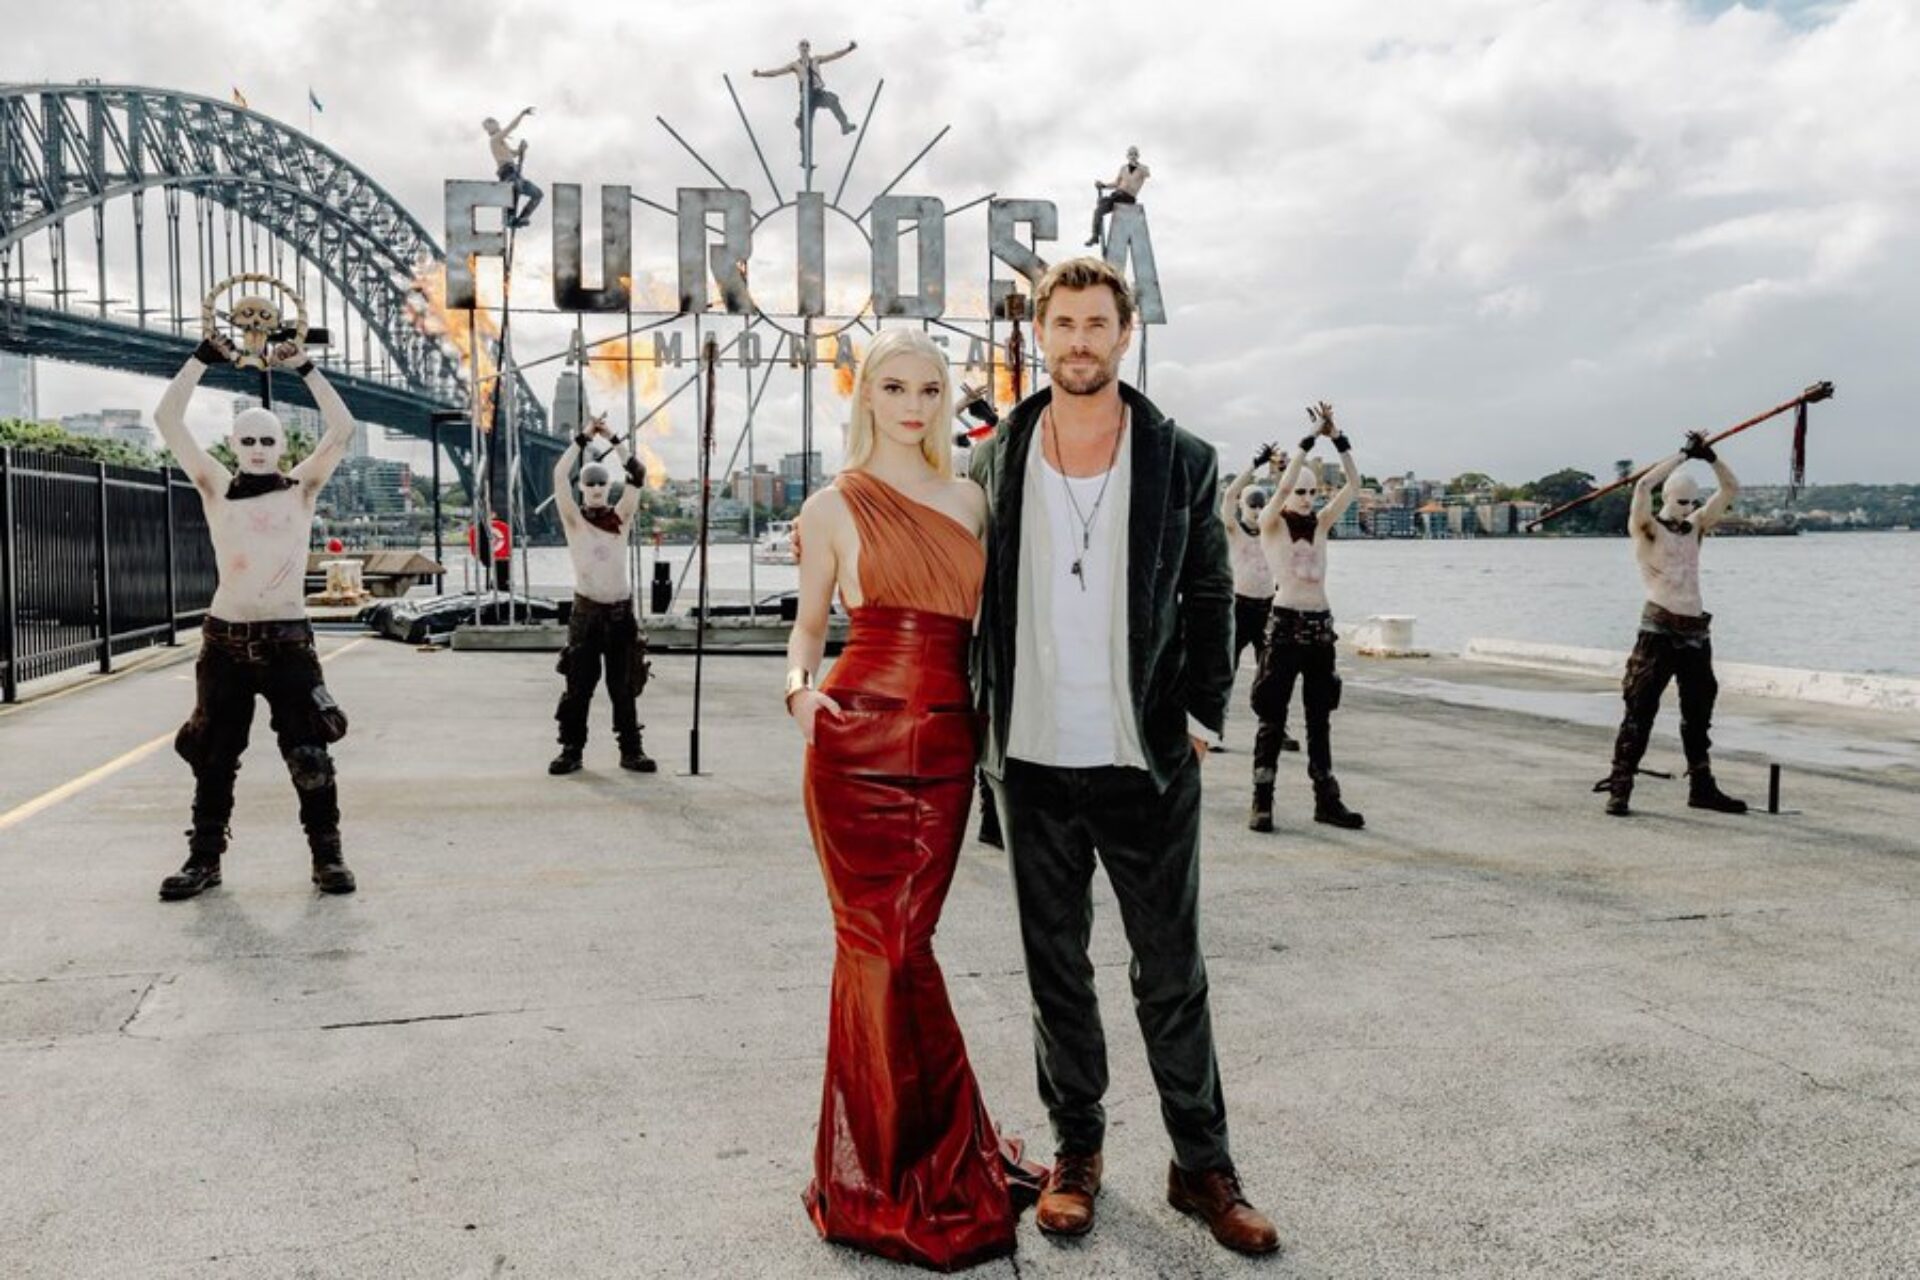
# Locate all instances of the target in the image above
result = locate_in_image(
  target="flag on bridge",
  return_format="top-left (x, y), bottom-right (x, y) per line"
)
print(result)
top-left (231, 87), bottom-right (249, 109)
top-left (308, 88), bottom-right (324, 113)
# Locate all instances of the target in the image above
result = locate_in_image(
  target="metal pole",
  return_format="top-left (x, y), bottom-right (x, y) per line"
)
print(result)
top-left (1, 449), bottom-right (17, 703)
top-left (744, 326), bottom-right (757, 621)
top-left (625, 292), bottom-right (640, 609)
top-left (802, 316), bottom-right (814, 506)
top-left (431, 417), bottom-right (445, 592)
top-left (690, 326), bottom-right (714, 776)
top-left (95, 461), bottom-right (112, 675)
top-left (162, 463), bottom-right (178, 645)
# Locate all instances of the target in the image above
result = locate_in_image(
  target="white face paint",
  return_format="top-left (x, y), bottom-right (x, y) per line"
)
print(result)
top-left (579, 465), bottom-right (613, 510)
top-left (1284, 465), bottom-right (1318, 516)
top-left (229, 407), bottom-right (287, 476)
top-left (1239, 489), bottom-right (1268, 525)
top-left (1661, 472), bottom-right (1703, 523)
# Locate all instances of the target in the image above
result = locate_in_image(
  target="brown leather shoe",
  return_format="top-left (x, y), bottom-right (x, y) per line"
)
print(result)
top-left (1036, 1151), bottom-right (1103, 1237)
top-left (1168, 1163), bottom-right (1282, 1255)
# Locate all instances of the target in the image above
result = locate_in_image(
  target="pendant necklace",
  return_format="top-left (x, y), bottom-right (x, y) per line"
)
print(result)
top-left (1044, 399), bottom-right (1127, 591)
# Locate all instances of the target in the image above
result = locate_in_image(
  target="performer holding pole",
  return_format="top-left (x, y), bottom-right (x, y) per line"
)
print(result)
top-left (1220, 443), bottom-right (1296, 754)
top-left (1597, 431), bottom-right (1746, 817)
top-left (1247, 404), bottom-right (1364, 834)
top-left (549, 416), bottom-right (655, 776)
top-left (153, 317), bottom-right (359, 899)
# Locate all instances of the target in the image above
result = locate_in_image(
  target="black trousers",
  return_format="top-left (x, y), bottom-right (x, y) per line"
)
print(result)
top-left (990, 755), bottom-right (1230, 1171)
top-left (1250, 620), bottom-right (1340, 783)
top-left (555, 597), bottom-right (649, 752)
top-left (174, 623), bottom-right (342, 844)
top-left (1610, 630), bottom-right (1719, 778)
top-left (495, 161), bottom-right (543, 222)
top-left (797, 88), bottom-right (853, 131)
top-left (1090, 189), bottom-right (1137, 240)
top-left (1231, 593), bottom-right (1271, 674)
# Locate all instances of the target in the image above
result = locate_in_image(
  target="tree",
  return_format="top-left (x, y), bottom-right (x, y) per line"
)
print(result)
top-left (1, 418), bottom-right (168, 469)
top-left (1520, 467), bottom-right (1598, 511)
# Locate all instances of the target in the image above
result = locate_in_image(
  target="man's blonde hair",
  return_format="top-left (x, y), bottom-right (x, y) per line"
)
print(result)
top-left (843, 328), bottom-right (955, 478)
top-left (1034, 257), bottom-right (1136, 329)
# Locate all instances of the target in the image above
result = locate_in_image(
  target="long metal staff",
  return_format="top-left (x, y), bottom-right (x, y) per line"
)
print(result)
top-left (1528, 381), bottom-right (1834, 530)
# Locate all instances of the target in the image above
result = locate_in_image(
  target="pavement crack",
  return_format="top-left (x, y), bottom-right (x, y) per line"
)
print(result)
top-left (1633, 1001), bottom-right (1916, 1115)
top-left (321, 1007), bottom-right (528, 1031)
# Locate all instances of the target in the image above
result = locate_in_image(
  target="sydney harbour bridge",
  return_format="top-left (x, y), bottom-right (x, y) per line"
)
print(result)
top-left (0, 82), bottom-right (556, 509)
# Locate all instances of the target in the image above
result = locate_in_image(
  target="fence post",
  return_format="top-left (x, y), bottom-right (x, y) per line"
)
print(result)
top-left (1, 448), bottom-right (17, 703)
top-left (96, 460), bottom-right (112, 675)
top-left (162, 465), bottom-right (178, 646)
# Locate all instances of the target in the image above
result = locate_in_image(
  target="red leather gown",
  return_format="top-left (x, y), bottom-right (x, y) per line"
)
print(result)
top-left (800, 472), bottom-right (1041, 1271)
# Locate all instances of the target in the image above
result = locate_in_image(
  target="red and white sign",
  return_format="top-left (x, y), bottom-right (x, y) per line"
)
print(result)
top-left (467, 518), bottom-right (511, 559)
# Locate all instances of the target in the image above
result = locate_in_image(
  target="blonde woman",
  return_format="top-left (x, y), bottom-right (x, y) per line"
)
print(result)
top-left (784, 328), bottom-right (1040, 1270)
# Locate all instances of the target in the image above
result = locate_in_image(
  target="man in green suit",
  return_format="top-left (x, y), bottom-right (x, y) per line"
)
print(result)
top-left (970, 258), bottom-right (1280, 1257)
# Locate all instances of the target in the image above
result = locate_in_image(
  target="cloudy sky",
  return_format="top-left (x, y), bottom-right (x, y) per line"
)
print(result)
top-left (7, 0), bottom-right (1917, 486)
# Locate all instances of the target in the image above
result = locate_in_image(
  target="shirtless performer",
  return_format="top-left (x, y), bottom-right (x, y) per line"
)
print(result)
top-left (1247, 404), bottom-right (1364, 833)
top-left (483, 107), bottom-right (542, 229)
top-left (753, 38), bottom-right (860, 137)
top-left (549, 417), bottom-right (655, 776)
top-left (1220, 444), bottom-right (1296, 753)
top-left (153, 332), bottom-right (359, 899)
top-left (1086, 147), bottom-right (1150, 248)
top-left (1599, 431), bottom-right (1747, 817)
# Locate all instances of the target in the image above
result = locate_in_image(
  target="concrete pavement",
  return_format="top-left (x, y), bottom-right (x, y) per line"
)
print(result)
top-left (2, 637), bottom-right (1917, 1278)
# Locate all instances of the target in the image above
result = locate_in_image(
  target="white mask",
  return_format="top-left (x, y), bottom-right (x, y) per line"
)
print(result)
top-left (1660, 472), bottom-right (1702, 524)
top-left (229, 407), bottom-right (287, 476)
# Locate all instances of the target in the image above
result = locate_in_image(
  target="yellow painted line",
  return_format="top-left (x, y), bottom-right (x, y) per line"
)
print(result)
top-left (0, 635), bottom-right (370, 833)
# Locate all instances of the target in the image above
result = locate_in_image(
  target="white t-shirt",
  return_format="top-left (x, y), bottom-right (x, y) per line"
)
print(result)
top-left (1037, 453), bottom-right (1124, 768)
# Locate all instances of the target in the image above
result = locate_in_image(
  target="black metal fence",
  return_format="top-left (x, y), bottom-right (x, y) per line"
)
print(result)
top-left (1, 448), bottom-right (216, 701)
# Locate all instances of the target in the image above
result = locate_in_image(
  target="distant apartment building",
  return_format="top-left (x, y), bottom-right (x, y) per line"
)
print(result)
top-left (774, 450), bottom-right (821, 509)
top-left (61, 408), bottom-right (153, 451)
top-left (320, 456), bottom-right (413, 518)
top-left (730, 464), bottom-right (781, 510)
top-left (0, 351), bottom-right (37, 421)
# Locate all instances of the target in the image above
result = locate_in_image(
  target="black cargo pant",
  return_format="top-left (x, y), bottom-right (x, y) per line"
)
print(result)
top-left (174, 620), bottom-right (344, 847)
top-left (990, 755), bottom-right (1230, 1171)
top-left (555, 596), bottom-right (650, 753)
top-left (1610, 628), bottom-right (1719, 779)
top-left (1231, 593), bottom-right (1271, 673)
top-left (1250, 607), bottom-right (1340, 783)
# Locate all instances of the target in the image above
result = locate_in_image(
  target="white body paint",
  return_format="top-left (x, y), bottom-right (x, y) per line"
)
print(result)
top-left (1628, 448), bottom-right (1741, 621)
top-left (206, 486), bottom-right (317, 622)
top-left (153, 353), bottom-right (359, 625)
top-left (566, 521), bottom-right (633, 605)
top-left (1637, 520), bottom-right (1705, 617)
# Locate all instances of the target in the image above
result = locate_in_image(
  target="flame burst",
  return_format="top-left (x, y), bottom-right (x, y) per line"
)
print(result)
top-left (407, 258), bottom-right (500, 425)
top-left (582, 298), bottom-right (671, 488)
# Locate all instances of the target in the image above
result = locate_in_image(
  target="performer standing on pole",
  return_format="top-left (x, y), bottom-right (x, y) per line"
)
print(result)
top-left (483, 108), bottom-right (542, 229)
top-left (549, 416), bottom-right (655, 777)
top-left (152, 330), bottom-right (360, 899)
top-left (753, 39), bottom-right (860, 137)
top-left (1248, 404), bottom-right (1365, 834)
top-left (1598, 432), bottom-right (1747, 817)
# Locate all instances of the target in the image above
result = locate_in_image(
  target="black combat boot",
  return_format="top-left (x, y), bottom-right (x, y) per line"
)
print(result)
top-left (619, 736), bottom-right (658, 773)
top-left (159, 828), bottom-right (226, 901)
top-left (310, 831), bottom-right (357, 895)
top-left (1597, 771), bottom-right (1634, 817)
top-left (549, 745), bottom-right (584, 775)
top-left (1312, 774), bottom-right (1365, 829)
top-left (1248, 777), bottom-right (1276, 834)
top-left (1687, 767), bottom-right (1748, 814)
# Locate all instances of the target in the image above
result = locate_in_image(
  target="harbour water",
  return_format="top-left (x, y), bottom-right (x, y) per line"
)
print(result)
top-left (442, 530), bottom-right (1920, 679)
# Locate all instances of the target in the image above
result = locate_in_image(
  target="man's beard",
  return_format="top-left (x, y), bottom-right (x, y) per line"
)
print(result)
top-left (1048, 351), bottom-right (1118, 396)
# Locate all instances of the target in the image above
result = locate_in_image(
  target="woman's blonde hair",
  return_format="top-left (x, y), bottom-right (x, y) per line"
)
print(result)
top-left (843, 328), bottom-right (954, 479)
